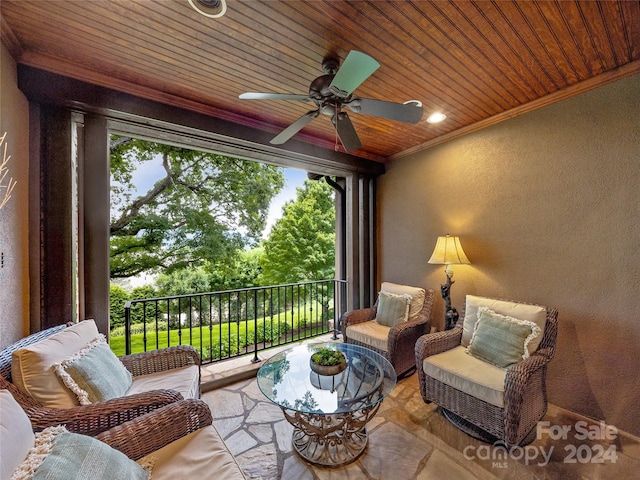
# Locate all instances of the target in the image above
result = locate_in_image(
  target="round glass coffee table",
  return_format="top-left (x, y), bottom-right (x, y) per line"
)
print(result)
top-left (256, 342), bottom-right (397, 466)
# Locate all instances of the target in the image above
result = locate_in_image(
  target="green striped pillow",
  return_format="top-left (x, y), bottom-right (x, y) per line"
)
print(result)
top-left (11, 426), bottom-right (150, 480)
top-left (376, 291), bottom-right (412, 327)
top-left (54, 336), bottom-right (132, 405)
top-left (467, 307), bottom-right (541, 369)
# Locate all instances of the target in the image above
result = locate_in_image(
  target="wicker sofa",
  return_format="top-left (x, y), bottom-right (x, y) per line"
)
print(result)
top-left (415, 295), bottom-right (558, 446)
top-left (0, 321), bottom-right (200, 435)
top-left (1, 390), bottom-right (246, 479)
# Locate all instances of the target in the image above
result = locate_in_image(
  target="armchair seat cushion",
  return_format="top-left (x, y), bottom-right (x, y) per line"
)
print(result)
top-left (127, 365), bottom-right (200, 400)
top-left (345, 321), bottom-right (390, 352)
top-left (138, 424), bottom-right (245, 480)
top-left (423, 346), bottom-right (506, 408)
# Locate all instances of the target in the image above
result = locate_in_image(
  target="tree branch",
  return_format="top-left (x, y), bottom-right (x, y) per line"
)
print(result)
top-left (111, 153), bottom-right (176, 233)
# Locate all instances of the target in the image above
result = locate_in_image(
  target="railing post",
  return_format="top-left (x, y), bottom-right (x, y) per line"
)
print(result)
top-left (124, 300), bottom-right (132, 355)
top-left (251, 288), bottom-right (260, 363)
top-left (331, 280), bottom-right (339, 340)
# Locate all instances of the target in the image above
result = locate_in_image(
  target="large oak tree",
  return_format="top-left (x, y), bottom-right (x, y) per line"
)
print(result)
top-left (110, 136), bottom-right (284, 278)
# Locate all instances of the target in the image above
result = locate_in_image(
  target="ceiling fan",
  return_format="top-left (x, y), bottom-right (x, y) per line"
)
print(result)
top-left (239, 51), bottom-right (423, 152)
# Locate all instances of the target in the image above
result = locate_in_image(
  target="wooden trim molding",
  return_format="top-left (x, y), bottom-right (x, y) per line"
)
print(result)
top-left (391, 60), bottom-right (640, 161)
top-left (16, 65), bottom-right (385, 176)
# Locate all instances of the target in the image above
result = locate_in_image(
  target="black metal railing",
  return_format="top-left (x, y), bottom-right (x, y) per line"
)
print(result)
top-left (120, 279), bottom-right (347, 364)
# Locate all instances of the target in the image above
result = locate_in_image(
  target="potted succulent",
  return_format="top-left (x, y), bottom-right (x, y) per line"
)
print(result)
top-left (310, 347), bottom-right (347, 376)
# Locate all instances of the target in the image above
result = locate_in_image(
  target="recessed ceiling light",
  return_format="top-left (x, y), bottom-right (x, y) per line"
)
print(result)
top-left (427, 112), bottom-right (447, 123)
top-left (403, 100), bottom-right (423, 107)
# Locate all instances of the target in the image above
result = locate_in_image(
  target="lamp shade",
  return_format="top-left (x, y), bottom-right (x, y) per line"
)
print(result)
top-left (428, 235), bottom-right (470, 265)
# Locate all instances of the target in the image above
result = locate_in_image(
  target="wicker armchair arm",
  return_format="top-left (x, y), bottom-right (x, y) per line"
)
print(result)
top-left (341, 307), bottom-right (377, 329)
top-left (415, 326), bottom-right (462, 363)
top-left (388, 319), bottom-right (429, 358)
top-left (504, 353), bottom-right (549, 395)
top-left (120, 345), bottom-right (200, 377)
top-left (96, 399), bottom-right (213, 460)
top-left (25, 389), bottom-right (183, 435)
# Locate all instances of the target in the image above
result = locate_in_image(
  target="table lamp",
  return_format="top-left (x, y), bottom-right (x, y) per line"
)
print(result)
top-left (428, 234), bottom-right (470, 330)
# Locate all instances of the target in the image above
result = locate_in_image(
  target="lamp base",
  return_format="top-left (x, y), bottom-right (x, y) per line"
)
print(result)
top-left (440, 269), bottom-right (459, 330)
top-left (445, 307), bottom-right (459, 330)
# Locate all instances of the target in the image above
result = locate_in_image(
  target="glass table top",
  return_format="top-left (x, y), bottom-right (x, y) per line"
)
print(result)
top-left (256, 342), bottom-right (397, 415)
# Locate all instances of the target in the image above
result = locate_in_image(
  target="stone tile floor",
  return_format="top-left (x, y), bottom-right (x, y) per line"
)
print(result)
top-left (201, 341), bottom-right (640, 480)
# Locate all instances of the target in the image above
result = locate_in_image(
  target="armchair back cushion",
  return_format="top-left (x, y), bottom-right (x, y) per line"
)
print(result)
top-left (461, 295), bottom-right (546, 354)
top-left (11, 321), bottom-right (101, 409)
top-left (380, 282), bottom-right (425, 320)
top-left (0, 390), bottom-right (34, 479)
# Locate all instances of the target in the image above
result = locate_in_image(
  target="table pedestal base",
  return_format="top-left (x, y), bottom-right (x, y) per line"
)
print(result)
top-left (282, 402), bottom-right (381, 467)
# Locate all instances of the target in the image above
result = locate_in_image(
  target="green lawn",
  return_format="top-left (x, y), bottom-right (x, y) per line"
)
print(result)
top-left (109, 304), bottom-right (332, 362)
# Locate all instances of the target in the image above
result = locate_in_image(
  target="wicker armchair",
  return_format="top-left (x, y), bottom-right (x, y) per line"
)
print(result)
top-left (0, 324), bottom-right (200, 436)
top-left (96, 399), bottom-right (214, 459)
top-left (415, 295), bottom-right (558, 446)
top-left (343, 283), bottom-right (435, 377)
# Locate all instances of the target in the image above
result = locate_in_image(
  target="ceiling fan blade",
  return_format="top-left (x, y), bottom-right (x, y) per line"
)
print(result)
top-left (329, 51), bottom-right (380, 98)
top-left (346, 97), bottom-right (423, 124)
top-left (270, 109), bottom-right (320, 145)
top-left (239, 92), bottom-right (310, 101)
top-left (332, 112), bottom-right (362, 152)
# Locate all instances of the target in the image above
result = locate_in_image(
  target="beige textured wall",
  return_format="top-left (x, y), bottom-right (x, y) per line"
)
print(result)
top-left (0, 43), bottom-right (30, 348)
top-left (378, 74), bottom-right (640, 436)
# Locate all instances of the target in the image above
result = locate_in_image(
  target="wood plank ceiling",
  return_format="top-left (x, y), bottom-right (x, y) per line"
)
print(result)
top-left (2, 0), bottom-right (640, 162)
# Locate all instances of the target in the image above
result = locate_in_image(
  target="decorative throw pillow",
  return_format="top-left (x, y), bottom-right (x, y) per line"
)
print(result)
top-left (376, 291), bottom-right (411, 327)
top-left (461, 295), bottom-right (546, 352)
top-left (466, 307), bottom-right (541, 369)
top-left (10, 426), bottom-right (151, 480)
top-left (54, 335), bottom-right (132, 405)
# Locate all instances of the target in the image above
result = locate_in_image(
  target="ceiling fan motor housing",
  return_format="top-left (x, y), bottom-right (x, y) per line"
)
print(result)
top-left (322, 56), bottom-right (340, 74)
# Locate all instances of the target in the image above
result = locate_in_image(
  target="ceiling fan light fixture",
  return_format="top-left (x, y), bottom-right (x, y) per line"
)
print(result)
top-left (404, 100), bottom-right (423, 107)
top-left (427, 112), bottom-right (447, 123)
top-left (189, 0), bottom-right (227, 18)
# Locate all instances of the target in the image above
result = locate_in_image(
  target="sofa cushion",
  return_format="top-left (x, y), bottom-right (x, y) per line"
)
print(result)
top-left (380, 282), bottom-right (426, 320)
top-left (461, 296), bottom-right (546, 354)
top-left (138, 425), bottom-right (245, 480)
top-left (345, 321), bottom-right (390, 352)
top-left (0, 390), bottom-right (35, 480)
top-left (10, 425), bottom-right (149, 480)
top-left (375, 291), bottom-right (411, 327)
top-left (12, 320), bottom-right (101, 408)
top-left (423, 346), bottom-right (506, 407)
top-left (126, 365), bottom-right (200, 400)
top-left (54, 336), bottom-right (133, 405)
top-left (467, 307), bottom-right (541, 369)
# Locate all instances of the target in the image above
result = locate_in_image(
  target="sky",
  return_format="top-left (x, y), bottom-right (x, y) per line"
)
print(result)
top-left (263, 168), bottom-right (307, 237)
